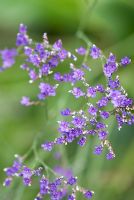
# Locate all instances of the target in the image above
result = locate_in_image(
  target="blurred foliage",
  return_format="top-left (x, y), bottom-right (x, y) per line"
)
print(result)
top-left (0, 0), bottom-right (134, 200)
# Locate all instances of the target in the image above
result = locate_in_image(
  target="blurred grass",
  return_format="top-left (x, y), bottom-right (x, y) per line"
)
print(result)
top-left (0, 0), bottom-right (134, 199)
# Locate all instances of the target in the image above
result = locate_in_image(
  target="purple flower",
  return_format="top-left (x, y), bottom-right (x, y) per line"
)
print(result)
top-left (3, 177), bottom-right (12, 187)
top-left (76, 46), bottom-right (86, 55)
top-left (72, 69), bottom-right (84, 81)
top-left (29, 69), bottom-right (37, 81)
top-left (16, 24), bottom-right (31, 46)
top-left (54, 72), bottom-right (64, 81)
top-left (97, 97), bottom-right (109, 108)
top-left (41, 142), bottom-right (54, 151)
top-left (120, 56), bottom-right (131, 66)
top-left (20, 166), bottom-right (32, 186)
top-left (94, 145), bottom-right (103, 155)
top-left (90, 44), bottom-right (101, 59)
top-left (67, 176), bottom-right (77, 185)
top-left (107, 53), bottom-right (116, 63)
top-left (72, 116), bottom-right (86, 128)
top-left (0, 48), bottom-right (17, 69)
top-left (106, 152), bottom-right (115, 160)
top-left (96, 122), bottom-right (106, 129)
top-left (61, 108), bottom-right (71, 116)
top-left (100, 111), bottom-right (110, 119)
top-left (98, 130), bottom-right (108, 140)
top-left (58, 121), bottom-right (70, 133)
top-left (71, 87), bottom-right (85, 98)
top-left (77, 137), bottom-right (86, 146)
top-left (39, 83), bottom-right (56, 99)
top-left (84, 191), bottom-right (93, 199)
top-left (20, 96), bottom-right (30, 106)
top-left (88, 105), bottom-right (98, 116)
top-left (103, 62), bottom-right (117, 77)
top-left (108, 78), bottom-right (120, 89)
top-left (87, 87), bottom-right (96, 98)
top-left (53, 39), bottom-right (62, 50)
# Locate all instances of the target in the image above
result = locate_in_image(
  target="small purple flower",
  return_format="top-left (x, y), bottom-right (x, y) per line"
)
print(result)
top-left (3, 177), bottom-right (12, 187)
top-left (84, 190), bottom-right (93, 199)
top-left (39, 83), bottom-right (56, 99)
top-left (107, 53), bottom-right (116, 63)
top-left (106, 152), bottom-right (115, 160)
top-left (71, 87), bottom-right (85, 98)
top-left (67, 176), bottom-right (77, 185)
top-left (100, 111), bottom-right (110, 119)
top-left (72, 116), bottom-right (86, 128)
top-left (90, 44), bottom-right (101, 59)
top-left (77, 137), bottom-right (86, 146)
top-left (0, 48), bottom-right (18, 69)
top-left (76, 46), bottom-right (86, 55)
top-left (94, 145), bottom-right (103, 155)
top-left (54, 72), bottom-right (64, 81)
top-left (88, 105), bottom-right (98, 116)
top-left (20, 166), bottom-right (32, 186)
top-left (120, 56), bottom-right (131, 66)
top-left (61, 108), bottom-right (71, 116)
top-left (87, 87), bottom-right (96, 98)
top-left (20, 96), bottom-right (30, 106)
top-left (103, 62), bottom-right (117, 77)
top-left (97, 97), bottom-right (109, 108)
top-left (53, 39), bottom-right (62, 50)
top-left (29, 69), bottom-right (37, 81)
top-left (108, 78), bottom-right (120, 89)
top-left (41, 141), bottom-right (54, 151)
top-left (96, 122), bottom-right (106, 129)
top-left (98, 130), bottom-right (108, 140)
top-left (72, 69), bottom-right (84, 81)
top-left (58, 121), bottom-right (70, 132)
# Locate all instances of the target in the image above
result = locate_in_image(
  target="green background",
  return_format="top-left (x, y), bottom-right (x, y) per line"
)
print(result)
top-left (0, 0), bottom-right (134, 199)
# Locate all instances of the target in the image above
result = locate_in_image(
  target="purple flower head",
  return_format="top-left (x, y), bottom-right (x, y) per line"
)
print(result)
top-left (77, 137), bottom-right (87, 146)
top-left (53, 39), bottom-right (62, 51)
top-left (76, 46), bottom-right (86, 55)
top-left (94, 145), bottom-right (103, 155)
top-left (29, 69), bottom-right (37, 81)
top-left (106, 152), bottom-right (115, 160)
top-left (103, 62), bottom-right (117, 78)
top-left (0, 48), bottom-right (17, 69)
top-left (97, 97), bottom-right (109, 108)
top-left (54, 72), bottom-right (64, 81)
top-left (108, 78), bottom-right (120, 89)
top-left (39, 83), bottom-right (56, 99)
top-left (41, 142), bottom-right (54, 151)
top-left (107, 53), bottom-right (116, 63)
top-left (58, 48), bottom-right (68, 61)
top-left (96, 122), bottom-right (106, 129)
top-left (24, 46), bottom-right (33, 56)
top-left (19, 23), bottom-right (27, 33)
top-left (72, 116), bottom-right (86, 128)
top-left (96, 84), bottom-right (105, 93)
top-left (87, 87), bottom-right (96, 98)
top-left (120, 56), bottom-right (131, 66)
top-left (100, 111), bottom-right (110, 119)
top-left (3, 177), bottom-right (12, 187)
top-left (84, 191), bottom-right (93, 199)
top-left (72, 68), bottom-right (85, 81)
top-left (39, 176), bottom-right (49, 195)
top-left (98, 130), bottom-right (108, 140)
top-left (67, 176), bottom-right (77, 185)
top-left (20, 96), bottom-right (30, 106)
top-left (20, 166), bottom-right (32, 186)
top-left (88, 105), bottom-right (98, 116)
top-left (68, 194), bottom-right (75, 200)
top-left (40, 64), bottom-right (51, 76)
top-left (71, 87), bottom-right (85, 98)
top-left (61, 108), bottom-right (71, 116)
top-left (90, 44), bottom-right (101, 59)
top-left (58, 121), bottom-right (70, 133)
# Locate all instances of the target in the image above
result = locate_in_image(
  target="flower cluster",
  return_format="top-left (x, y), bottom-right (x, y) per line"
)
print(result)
top-left (3, 155), bottom-right (94, 200)
top-left (1, 23), bottom-right (134, 200)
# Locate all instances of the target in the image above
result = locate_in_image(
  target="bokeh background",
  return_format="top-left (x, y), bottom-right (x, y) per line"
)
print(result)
top-left (0, 0), bottom-right (134, 199)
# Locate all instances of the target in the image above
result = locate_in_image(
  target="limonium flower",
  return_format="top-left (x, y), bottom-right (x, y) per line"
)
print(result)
top-left (1, 23), bottom-right (134, 200)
